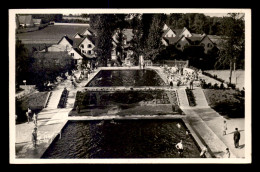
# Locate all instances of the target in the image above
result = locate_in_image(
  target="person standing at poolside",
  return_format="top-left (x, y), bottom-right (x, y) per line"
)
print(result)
top-left (225, 148), bottom-right (230, 158)
top-left (200, 145), bottom-right (208, 158)
top-left (32, 113), bottom-right (37, 126)
top-left (189, 79), bottom-right (194, 90)
top-left (223, 120), bottom-right (228, 135)
top-left (26, 111), bottom-right (30, 124)
top-left (32, 127), bottom-right (37, 148)
top-left (234, 128), bottom-right (241, 148)
top-left (175, 140), bottom-right (184, 157)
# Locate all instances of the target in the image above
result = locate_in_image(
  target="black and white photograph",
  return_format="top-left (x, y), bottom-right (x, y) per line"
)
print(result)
top-left (9, 8), bottom-right (251, 164)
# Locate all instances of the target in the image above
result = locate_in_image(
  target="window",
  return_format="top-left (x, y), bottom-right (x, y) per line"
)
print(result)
top-left (87, 50), bottom-right (92, 55)
top-left (207, 43), bottom-right (212, 48)
top-left (88, 44), bottom-right (92, 48)
top-left (81, 44), bottom-right (84, 48)
top-left (82, 50), bottom-right (86, 54)
top-left (71, 53), bottom-right (74, 57)
top-left (177, 44), bottom-right (181, 48)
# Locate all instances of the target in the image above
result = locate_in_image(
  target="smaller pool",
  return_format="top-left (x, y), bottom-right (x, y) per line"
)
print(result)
top-left (86, 69), bottom-right (166, 87)
top-left (71, 90), bottom-right (179, 116)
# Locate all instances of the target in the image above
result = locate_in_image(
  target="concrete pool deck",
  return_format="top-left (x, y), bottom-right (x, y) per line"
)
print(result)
top-left (15, 66), bottom-right (245, 159)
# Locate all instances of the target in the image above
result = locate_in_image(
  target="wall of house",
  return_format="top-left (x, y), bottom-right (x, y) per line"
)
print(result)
top-left (74, 34), bottom-right (82, 38)
top-left (79, 38), bottom-right (95, 57)
top-left (57, 38), bottom-right (73, 51)
top-left (164, 29), bottom-right (176, 37)
top-left (180, 29), bottom-right (192, 37)
top-left (163, 24), bottom-right (169, 31)
top-left (69, 49), bottom-right (83, 60)
top-left (161, 38), bottom-right (168, 46)
top-left (82, 29), bottom-right (92, 36)
top-left (200, 36), bottom-right (214, 53)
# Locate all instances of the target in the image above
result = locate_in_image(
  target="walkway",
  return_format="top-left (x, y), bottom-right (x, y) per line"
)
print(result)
top-left (178, 86), bottom-right (245, 158)
top-left (15, 68), bottom-right (100, 158)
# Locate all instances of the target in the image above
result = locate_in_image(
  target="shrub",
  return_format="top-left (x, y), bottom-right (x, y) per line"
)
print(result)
top-left (57, 89), bottom-right (69, 108)
top-left (213, 83), bottom-right (219, 89)
top-left (185, 88), bottom-right (196, 106)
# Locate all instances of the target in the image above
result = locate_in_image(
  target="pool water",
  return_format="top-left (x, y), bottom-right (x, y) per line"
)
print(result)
top-left (42, 120), bottom-right (201, 158)
top-left (86, 70), bottom-right (166, 87)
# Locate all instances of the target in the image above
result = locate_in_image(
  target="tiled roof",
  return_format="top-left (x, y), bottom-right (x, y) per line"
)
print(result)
top-left (191, 33), bottom-right (204, 37)
top-left (33, 51), bottom-right (72, 59)
top-left (71, 38), bottom-right (85, 48)
top-left (186, 36), bottom-right (204, 44)
top-left (163, 37), bottom-right (182, 45)
top-left (86, 35), bottom-right (96, 45)
top-left (172, 29), bottom-right (183, 36)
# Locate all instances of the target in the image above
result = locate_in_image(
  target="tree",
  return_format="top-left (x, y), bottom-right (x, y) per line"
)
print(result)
top-left (16, 40), bottom-right (30, 86)
top-left (145, 14), bottom-right (166, 60)
top-left (215, 13), bottom-right (245, 84)
top-left (89, 14), bottom-right (115, 66)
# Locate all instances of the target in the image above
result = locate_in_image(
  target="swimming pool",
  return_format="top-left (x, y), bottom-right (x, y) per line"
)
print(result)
top-left (86, 69), bottom-right (166, 87)
top-left (71, 90), bottom-right (179, 116)
top-left (42, 119), bottom-right (201, 158)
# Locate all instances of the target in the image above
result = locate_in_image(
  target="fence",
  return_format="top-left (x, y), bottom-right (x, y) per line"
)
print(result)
top-left (154, 60), bottom-right (189, 67)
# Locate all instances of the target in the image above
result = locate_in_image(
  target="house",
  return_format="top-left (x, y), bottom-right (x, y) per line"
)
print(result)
top-left (42, 35), bottom-right (73, 52)
top-left (33, 19), bottom-right (42, 25)
top-left (41, 29), bottom-right (97, 65)
top-left (162, 24), bottom-right (217, 54)
top-left (17, 15), bottom-right (34, 27)
top-left (162, 24), bottom-right (192, 38)
top-left (77, 35), bottom-right (96, 57)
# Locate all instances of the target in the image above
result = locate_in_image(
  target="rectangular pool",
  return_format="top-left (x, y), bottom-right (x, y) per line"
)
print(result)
top-left (71, 90), bottom-right (179, 116)
top-left (42, 119), bottom-right (201, 158)
top-left (86, 69), bottom-right (166, 87)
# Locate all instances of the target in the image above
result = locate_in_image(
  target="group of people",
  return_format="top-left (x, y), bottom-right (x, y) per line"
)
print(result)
top-left (162, 65), bottom-right (199, 89)
top-left (223, 120), bottom-right (241, 149)
top-left (174, 121), bottom-right (234, 158)
top-left (25, 108), bottom-right (38, 148)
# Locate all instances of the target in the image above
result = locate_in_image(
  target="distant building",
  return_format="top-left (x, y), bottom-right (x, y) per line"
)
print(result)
top-left (17, 15), bottom-right (34, 27)
top-left (162, 24), bottom-right (218, 54)
top-left (40, 28), bottom-right (97, 65)
top-left (33, 19), bottom-right (42, 25)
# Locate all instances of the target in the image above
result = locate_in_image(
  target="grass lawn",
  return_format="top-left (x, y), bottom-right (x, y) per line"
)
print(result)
top-left (16, 25), bottom-right (88, 44)
top-left (203, 89), bottom-right (244, 118)
top-left (16, 91), bottom-right (51, 124)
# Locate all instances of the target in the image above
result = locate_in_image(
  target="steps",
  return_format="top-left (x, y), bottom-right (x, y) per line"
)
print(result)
top-left (177, 88), bottom-right (190, 108)
top-left (45, 89), bottom-right (63, 110)
top-left (192, 88), bottom-right (209, 108)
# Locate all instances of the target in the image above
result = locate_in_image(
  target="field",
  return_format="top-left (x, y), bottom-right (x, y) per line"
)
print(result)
top-left (204, 70), bottom-right (244, 90)
top-left (16, 25), bottom-right (88, 44)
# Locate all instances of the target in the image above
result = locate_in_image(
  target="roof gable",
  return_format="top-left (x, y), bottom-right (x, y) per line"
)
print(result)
top-left (57, 36), bottom-right (73, 46)
top-left (73, 32), bottom-right (83, 38)
top-left (82, 28), bottom-right (93, 36)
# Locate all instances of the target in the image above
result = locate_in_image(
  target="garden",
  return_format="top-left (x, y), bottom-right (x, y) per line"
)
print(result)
top-left (16, 91), bottom-right (51, 124)
top-left (203, 89), bottom-right (245, 118)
